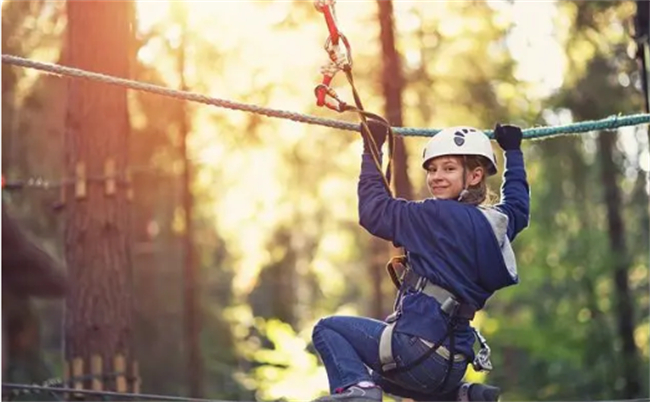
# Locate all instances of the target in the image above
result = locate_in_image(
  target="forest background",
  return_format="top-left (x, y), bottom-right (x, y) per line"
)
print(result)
top-left (2, 1), bottom-right (649, 401)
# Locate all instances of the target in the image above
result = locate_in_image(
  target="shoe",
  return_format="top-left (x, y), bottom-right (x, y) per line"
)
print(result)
top-left (457, 383), bottom-right (500, 401)
top-left (314, 386), bottom-right (383, 402)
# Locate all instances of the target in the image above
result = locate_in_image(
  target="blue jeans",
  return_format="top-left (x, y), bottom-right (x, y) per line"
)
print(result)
top-left (312, 315), bottom-right (468, 400)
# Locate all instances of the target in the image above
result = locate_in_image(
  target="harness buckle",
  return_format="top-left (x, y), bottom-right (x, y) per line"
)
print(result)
top-left (386, 255), bottom-right (408, 290)
top-left (401, 266), bottom-right (421, 290)
top-left (381, 361), bottom-right (398, 372)
top-left (440, 297), bottom-right (460, 317)
top-left (385, 310), bottom-right (400, 323)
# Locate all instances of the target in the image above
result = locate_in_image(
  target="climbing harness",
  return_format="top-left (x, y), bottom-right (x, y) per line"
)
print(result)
top-left (379, 257), bottom-right (493, 391)
top-left (313, 0), bottom-right (395, 195)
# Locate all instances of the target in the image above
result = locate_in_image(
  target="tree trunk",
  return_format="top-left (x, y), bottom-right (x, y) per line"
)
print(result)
top-left (174, 4), bottom-right (203, 397)
top-left (635, 0), bottom-right (649, 114)
top-left (377, 0), bottom-right (412, 201)
top-left (367, 239), bottom-right (386, 319)
top-left (368, 0), bottom-right (412, 320)
top-left (597, 131), bottom-right (640, 399)
top-left (64, 0), bottom-right (136, 392)
top-left (635, 1), bottom-right (650, 145)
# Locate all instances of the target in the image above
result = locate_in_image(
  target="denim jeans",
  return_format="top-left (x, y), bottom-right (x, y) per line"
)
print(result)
top-left (312, 315), bottom-right (468, 400)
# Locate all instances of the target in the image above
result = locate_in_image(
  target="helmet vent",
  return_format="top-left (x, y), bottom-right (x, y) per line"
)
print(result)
top-left (454, 130), bottom-right (465, 146)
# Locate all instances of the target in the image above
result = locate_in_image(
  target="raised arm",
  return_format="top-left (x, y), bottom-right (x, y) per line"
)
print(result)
top-left (357, 154), bottom-right (427, 247)
top-left (356, 120), bottom-right (429, 249)
top-left (492, 124), bottom-right (530, 240)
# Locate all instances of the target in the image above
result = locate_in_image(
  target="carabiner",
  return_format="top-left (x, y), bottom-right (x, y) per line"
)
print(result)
top-left (471, 328), bottom-right (493, 372)
top-left (324, 33), bottom-right (352, 70)
top-left (315, 60), bottom-right (340, 108)
top-left (314, 83), bottom-right (346, 112)
top-left (472, 346), bottom-right (493, 372)
top-left (313, 0), bottom-right (336, 13)
top-left (314, 0), bottom-right (340, 45)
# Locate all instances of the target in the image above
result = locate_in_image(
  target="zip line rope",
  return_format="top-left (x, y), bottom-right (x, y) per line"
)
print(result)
top-left (3, 54), bottom-right (650, 140)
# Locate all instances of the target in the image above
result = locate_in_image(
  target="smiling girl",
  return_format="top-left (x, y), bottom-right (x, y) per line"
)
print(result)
top-left (311, 121), bottom-right (530, 402)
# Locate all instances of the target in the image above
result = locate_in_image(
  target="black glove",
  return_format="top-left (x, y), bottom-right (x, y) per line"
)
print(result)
top-left (494, 123), bottom-right (522, 151)
top-left (362, 118), bottom-right (388, 154)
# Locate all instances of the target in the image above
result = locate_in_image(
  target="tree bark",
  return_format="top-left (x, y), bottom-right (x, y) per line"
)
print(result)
top-left (377, 0), bottom-right (412, 201)
top-left (174, 4), bottom-right (204, 396)
top-left (597, 131), bottom-right (640, 399)
top-left (368, 0), bottom-right (412, 320)
top-left (64, 0), bottom-right (136, 392)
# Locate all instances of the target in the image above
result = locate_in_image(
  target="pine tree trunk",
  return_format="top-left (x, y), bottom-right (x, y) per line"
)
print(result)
top-left (377, 0), bottom-right (412, 201)
top-left (173, 4), bottom-right (204, 396)
top-left (368, 0), bottom-right (412, 320)
top-left (597, 131), bottom-right (640, 399)
top-left (63, 0), bottom-right (136, 392)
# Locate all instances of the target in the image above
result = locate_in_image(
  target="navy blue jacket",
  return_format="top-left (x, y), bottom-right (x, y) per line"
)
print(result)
top-left (358, 150), bottom-right (530, 358)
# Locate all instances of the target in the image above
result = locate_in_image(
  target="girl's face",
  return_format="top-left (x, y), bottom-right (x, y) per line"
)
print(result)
top-left (425, 156), bottom-right (485, 200)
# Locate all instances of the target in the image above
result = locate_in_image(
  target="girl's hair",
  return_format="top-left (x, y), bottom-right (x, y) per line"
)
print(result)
top-left (460, 155), bottom-right (496, 206)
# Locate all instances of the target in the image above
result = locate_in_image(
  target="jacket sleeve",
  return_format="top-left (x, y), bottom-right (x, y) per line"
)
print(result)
top-left (493, 149), bottom-right (530, 241)
top-left (357, 153), bottom-right (429, 249)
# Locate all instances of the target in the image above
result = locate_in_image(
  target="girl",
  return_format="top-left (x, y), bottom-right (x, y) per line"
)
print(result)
top-left (311, 120), bottom-right (530, 402)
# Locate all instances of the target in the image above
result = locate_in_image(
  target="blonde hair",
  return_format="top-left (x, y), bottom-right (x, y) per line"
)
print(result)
top-left (460, 155), bottom-right (496, 206)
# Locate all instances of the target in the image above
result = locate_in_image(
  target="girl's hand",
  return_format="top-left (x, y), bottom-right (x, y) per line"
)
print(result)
top-left (362, 119), bottom-right (388, 153)
top-left (494, 123), bottom-right (522, 151)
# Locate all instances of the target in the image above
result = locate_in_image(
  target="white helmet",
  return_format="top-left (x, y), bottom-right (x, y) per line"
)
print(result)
top-left (421, 126), bottom-right (497, 176)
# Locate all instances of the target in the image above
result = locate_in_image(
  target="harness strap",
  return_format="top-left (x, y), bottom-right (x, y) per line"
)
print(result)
top-left (419, 338), bottom-right (466, 362)
top-left (378, 278), bottom-right (467, 374)
top-left (379, 321), bottom-right (465, 373)
top-left (438, 321), bottom-right (456, 391)
top-left (378, 261), bottom-right (485, 387)
top-left (421, 283), bottom-right (476, 320)
top-left (378, 318), bottom-right (459, 376)
top-left (397, 266), bottom-right (477, 319)
top-left (379, 321), bottom-right (398, 372)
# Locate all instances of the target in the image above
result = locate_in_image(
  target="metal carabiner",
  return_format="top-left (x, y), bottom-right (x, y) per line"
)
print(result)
top-left (314, 0), bottom-right (340, 45)
top-left (313, 0), bottom-right (336, 13)
top-left (314, 83), bottom-right (346, 112)
top-left (471, 328), bottom-right (493, 372)
top-left (472, 347), bottom-right (493, 372)
top-left (314, 34), bottom-right (353, 109)
top-left (324, 33), bottom-right (353, 70)
top-left (313, 0), bottom-right (354, 110)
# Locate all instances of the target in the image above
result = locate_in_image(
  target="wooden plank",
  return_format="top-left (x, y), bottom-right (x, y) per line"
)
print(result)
top-left (91, 354), bottom-right (103, 391)
top-left (75, 162), bottom-right (86, 199)
top-left (105, 158), bottom-right (116, 195)
top-left (114, 354), bottom-right (127, 392)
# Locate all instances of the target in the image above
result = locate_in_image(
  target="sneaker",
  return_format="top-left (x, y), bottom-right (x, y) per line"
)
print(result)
top-left (457, 383), bottom-right (500, 401)
top-left (314, 385), bottom-right (383, 402)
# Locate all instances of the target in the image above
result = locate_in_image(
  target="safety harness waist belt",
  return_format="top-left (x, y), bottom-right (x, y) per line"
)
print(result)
top-left (379, 280), bottom-right (474, 373)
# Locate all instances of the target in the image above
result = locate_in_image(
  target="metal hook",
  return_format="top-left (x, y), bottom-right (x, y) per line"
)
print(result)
top-left (324, 33), bottom-right (353, 69)
top-left (314, 83), bottom-right (347, 112)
